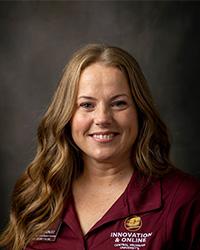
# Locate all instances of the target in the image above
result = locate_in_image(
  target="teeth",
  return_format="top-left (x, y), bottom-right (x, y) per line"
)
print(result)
top-left (93, 134), bottom-right (114, 139)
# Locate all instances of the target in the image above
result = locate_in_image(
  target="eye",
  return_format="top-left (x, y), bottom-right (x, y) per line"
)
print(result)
top-left (112, 101), bottom-right (127, 108)
top-left (80, 102), bottom-right (94, 109)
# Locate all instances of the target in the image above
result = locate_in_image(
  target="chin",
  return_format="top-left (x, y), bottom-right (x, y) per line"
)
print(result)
top-left (83, 148), bottom-right (122, 163)
top-left (92, 154), bottom-right (119, 164)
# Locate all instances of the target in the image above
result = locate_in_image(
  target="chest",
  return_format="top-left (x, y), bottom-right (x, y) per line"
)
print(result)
top-left (73, 190), bottom-right (124, 236)
top-left (27, 211), bottom-right (180, 250)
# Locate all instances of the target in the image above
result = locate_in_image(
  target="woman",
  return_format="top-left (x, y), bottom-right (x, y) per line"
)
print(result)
top-left (0, 44), bottom-right (199, 250)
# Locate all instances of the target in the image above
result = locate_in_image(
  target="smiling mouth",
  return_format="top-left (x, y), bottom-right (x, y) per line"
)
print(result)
top-left (92, 134), bottom-right (115, 139)
top-left (89, 133), bottom-right (119, 140)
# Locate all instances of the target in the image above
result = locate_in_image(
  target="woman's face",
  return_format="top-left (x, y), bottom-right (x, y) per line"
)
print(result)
top-left (71, 63), bottom-right (139, 165)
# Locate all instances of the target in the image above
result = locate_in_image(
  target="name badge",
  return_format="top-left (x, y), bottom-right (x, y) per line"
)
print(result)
top-left (34, 220), bottom-right (62, 242)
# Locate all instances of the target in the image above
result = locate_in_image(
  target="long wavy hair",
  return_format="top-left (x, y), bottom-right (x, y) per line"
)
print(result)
top-left (0, 44), bottom-right (174, 249)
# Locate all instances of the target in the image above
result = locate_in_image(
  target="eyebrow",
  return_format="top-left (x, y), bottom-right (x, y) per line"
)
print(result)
top-left (77, 94), bottom-right (129, 101)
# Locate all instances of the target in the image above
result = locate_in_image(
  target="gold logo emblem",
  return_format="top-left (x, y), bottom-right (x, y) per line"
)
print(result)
top-left (124, 215), bottom-right (142, 231)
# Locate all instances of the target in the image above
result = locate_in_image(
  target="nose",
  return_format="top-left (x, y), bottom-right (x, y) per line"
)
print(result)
top-left (94, 105), bottom-right (112, 126)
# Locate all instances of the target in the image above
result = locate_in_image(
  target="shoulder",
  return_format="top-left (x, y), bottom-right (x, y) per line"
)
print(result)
top-left (162, 169), bottom-right (200, 194)
top-left (161, 169), bottom-right (200, 208)
top-left (161, 170), bottom-right (200, 249)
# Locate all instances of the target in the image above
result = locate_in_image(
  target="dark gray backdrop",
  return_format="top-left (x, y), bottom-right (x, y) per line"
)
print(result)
top-left (0, 1), bottom-right (200, 235)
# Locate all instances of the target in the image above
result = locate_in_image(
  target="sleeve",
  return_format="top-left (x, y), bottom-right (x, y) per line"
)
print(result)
top-left (166, 184), bottom-right (200, 250)
top-left (180, 191), bottom-right (200, 250)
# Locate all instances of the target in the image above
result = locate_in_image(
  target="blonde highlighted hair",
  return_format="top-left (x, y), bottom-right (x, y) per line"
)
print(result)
top-left (0, 44), bottom-right (174, 249)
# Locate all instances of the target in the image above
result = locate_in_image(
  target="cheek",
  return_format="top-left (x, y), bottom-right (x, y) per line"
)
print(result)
top-left (71, 112), bottom-right (91, 137)
top-left (118, 110), bottom-right (138, 131)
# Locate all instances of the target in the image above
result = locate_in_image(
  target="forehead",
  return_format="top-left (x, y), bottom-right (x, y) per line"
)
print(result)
top-left (77, 63), bottom-right (131, 96)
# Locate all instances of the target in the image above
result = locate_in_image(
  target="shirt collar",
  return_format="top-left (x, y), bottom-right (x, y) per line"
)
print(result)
top-left (126, 170), bottom-right (162, 214)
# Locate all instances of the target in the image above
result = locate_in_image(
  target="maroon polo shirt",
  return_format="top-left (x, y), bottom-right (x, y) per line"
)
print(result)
top-left (26, 169), bottom-right (200, 250)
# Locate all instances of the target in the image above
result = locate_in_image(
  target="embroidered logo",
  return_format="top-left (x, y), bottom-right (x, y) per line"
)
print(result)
top-left (110, 216), bottom-right (153, 249)
top-left (124, 215), bottom-right (142, 231)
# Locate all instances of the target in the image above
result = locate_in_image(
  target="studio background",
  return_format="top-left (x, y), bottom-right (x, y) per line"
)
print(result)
top-left (0, 1), bottom-right (199, 236)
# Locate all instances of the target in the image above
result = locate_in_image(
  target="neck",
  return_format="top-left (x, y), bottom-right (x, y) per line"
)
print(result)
top-left (77, 157), bottom-right (134, 189)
